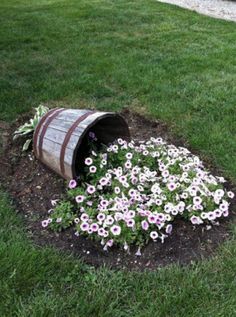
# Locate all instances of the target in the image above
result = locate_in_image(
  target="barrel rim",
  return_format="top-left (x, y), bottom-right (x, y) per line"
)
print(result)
top-left (70, 112), bottom-right (130, 180)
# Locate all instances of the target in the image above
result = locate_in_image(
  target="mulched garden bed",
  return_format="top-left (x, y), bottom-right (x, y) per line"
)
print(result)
top-left (0, 109), bottom-right (235, 271)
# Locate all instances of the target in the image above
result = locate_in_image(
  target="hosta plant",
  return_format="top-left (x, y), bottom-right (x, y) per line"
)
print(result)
top-left (42, 134), bottom-right (234, 255)
top-left (13, 104), bottom-right (49, 151)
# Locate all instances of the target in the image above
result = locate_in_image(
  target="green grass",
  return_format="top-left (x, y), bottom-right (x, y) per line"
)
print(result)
top-left (1, 0), bottom-right (236, 179)
top-left (0, 0), bottom-right (236, 316)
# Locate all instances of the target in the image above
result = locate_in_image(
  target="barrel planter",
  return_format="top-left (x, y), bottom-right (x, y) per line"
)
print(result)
top-left (33, 108), bottom-right (130, 180)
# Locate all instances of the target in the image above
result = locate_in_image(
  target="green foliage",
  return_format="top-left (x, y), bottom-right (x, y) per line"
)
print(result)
top-left (49, 201), bottom-right (75, 231)
top-left (13, 104), bottom-right (49, 151)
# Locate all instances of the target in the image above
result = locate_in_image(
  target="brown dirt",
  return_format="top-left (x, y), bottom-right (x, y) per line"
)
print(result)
top-left (0, 109), bottom-right (235, 271)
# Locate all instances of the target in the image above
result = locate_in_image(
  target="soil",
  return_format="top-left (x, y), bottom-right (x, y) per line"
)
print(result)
top-left (0, 109), bottom-right (235, 271)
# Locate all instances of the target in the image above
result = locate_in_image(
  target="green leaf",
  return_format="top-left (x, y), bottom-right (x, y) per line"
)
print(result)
top-left (13, 134), bottom-right (20, 141)
top-left (13, 104), bottom-right (49, 152)
top-left (22, 139), bottom-right (32, 151)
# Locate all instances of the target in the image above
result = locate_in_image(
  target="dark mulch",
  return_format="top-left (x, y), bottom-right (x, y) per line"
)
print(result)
top-left (0, 109), bottom-right (235, 271)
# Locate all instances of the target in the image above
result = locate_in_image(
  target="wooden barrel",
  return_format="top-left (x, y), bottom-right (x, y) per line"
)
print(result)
top-left (33, 108), bottom-right (130, 180)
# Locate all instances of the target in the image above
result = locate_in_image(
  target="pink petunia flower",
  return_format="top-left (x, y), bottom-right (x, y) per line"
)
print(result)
top-left (125, 160), bottom-right (132, 169)
top-left (193, 196), bottom-right (202, 205)
top-left (126, 219), bottom-right (135, 228)
top-left (150, 231), bottom-right (158, 240)
top-left (227, 191), bottom-right (234, 199)
top-left (98, 228), bottom-right (106, 236)
top-left (89, 166), bottom-right (97, 173)
top-left (41, 220), bottom-right (49, 228)
top-left (223, 210), bottom-right (229, 217)
top-left (127, 210), bottom-right (135, 218)
top-left (162, 170), bottom-right (169, 178)
top-left (85, 157), bottom-right (93, 166)
top-left (126, 152), bottom-right (133, 160)
top-left (128, 189), bottom-right (136, 197)
top-left (74, 218), bottom-right (80, 224)
top-left (68, 179), bottom-right (77, 189)
top-left (131, 177), bottom-right (138, 185)
top-left (165, 224), bottom-right (173, 234)
top-left (75, 195), bottom-right (85, 203)
top-left (80, 222), bottom-right (89, 232)
top-left (110, 225), bottom-right (121, 236)
top-left (103, 230), bottom-right (109, 238)
top-left (105, 215), bottom-right (114, 226)
top-left (117, 138), bottom-right (124, 145)
top-left (190, 215), bottom-right (202, 225)
top-left (114, 187), bottom-right (121, 194)
top-left (97, 213), bottom-right (106, 222)
top-left (219, 201), bottom-right (229, 212)
top-left (106, 239), bottom-right (114, 247)
top-left (214, 209), bottom-right (222, 218)
top-left (100, 199), bottom-right (109, 207)
top-left (90, 223), bottom-right (99, 232)
top-left (207, 212), bottom-right (216, 221)
top-left (87, 185), bottom-right (96, 195)
top-left (141, 220), bottom-right (149, 231)
top-left (114, 212), bottom-right (123, 221)
top-left (167, 183), bottom-right (177, 192)
top-left (99, 177), bottom-right (108, 186)
top-left (148, 214), bottom-right (156, 224)
top-left (81, 213), bottom-right (89, 221)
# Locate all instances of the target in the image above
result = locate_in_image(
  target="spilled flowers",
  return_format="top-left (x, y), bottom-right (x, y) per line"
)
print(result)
top-left (42, 135), bottom-right (234, 254)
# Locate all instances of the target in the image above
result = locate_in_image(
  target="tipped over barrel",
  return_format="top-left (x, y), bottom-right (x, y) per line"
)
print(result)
top-left (33, 108), bottom-right (130, 180)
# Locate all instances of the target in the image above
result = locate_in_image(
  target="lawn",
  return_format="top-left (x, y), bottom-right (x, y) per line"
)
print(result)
top-left (0, 0), bottom-right (236, 316)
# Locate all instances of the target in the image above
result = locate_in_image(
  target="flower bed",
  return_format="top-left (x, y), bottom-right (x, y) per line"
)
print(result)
top-left (42, 133), bottom-right (234, 255)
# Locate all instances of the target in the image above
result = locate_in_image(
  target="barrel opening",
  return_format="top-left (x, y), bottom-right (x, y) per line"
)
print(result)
top-left (73, 114), bottom-right (130, 177)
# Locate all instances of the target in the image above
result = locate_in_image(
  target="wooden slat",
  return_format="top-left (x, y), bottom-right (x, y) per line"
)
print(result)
top-left (60, 110), bottom-right (96, 178)
top-left (55, 109), bottom-right (88, 121)
top-left (33, 108), bottom-right (59, 158)
top-left (38, 108), bottom-right (65, 159)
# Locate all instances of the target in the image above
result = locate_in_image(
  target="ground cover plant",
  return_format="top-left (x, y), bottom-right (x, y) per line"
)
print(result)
top-left (13, 104), bottom-right (49, 150)
top-left (0, 0), bottom-right (236, 316)
top-left (44, 133), bottom-right (234, 253)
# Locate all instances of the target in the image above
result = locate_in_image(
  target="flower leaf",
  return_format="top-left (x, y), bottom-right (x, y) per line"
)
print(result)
top-left (22, 139), bottom-right (32, 151)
